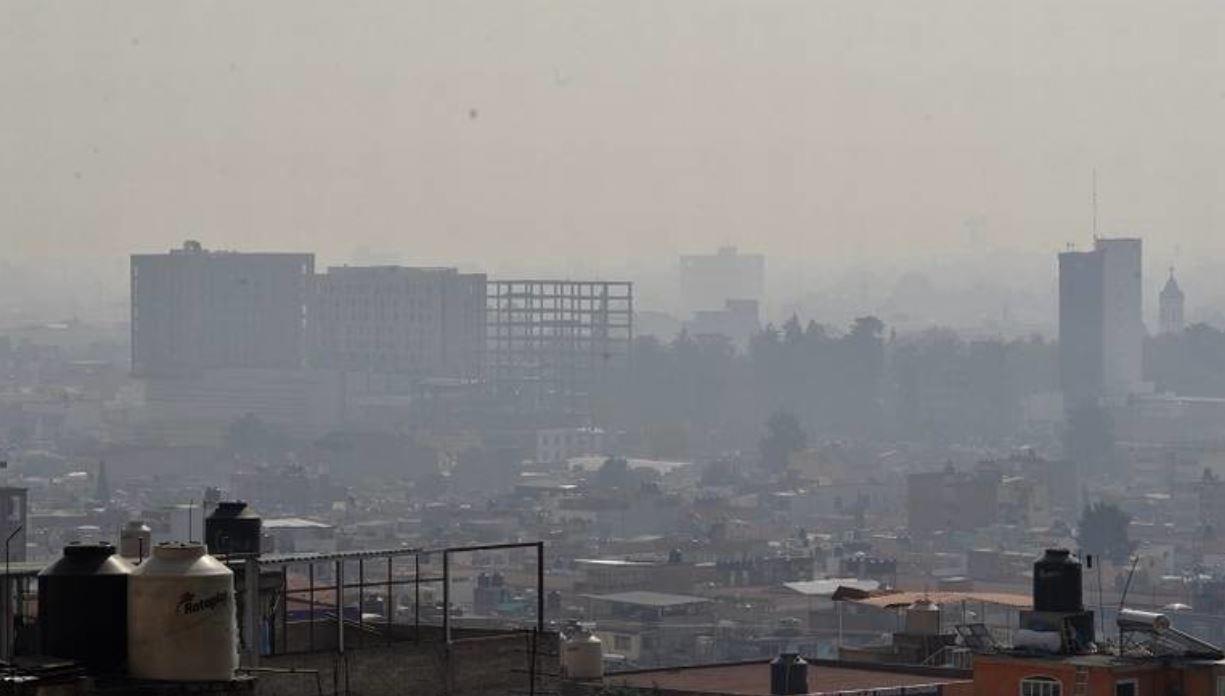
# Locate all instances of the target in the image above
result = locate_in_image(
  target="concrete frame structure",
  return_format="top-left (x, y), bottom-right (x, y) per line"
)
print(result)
top-left (486, 280), bottom-right (632, 420)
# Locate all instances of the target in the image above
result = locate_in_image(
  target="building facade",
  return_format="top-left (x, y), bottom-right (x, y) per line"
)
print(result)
top-left (685, 299), bottom-right (761, 351)
top-left (906, 465), bottom-right (1001, 535)
top-left (1058, 237), bottom-right (1143, 406)
top-left (679, 247), bottom-right (765, 317)
top-left (309, 266), bottom-right (486, 379)
top-left (131, 241), bottom-right (313, 376)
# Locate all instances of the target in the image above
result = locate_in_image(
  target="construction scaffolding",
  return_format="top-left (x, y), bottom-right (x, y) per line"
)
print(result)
top-left (486, 280), bottom-right (633, 421)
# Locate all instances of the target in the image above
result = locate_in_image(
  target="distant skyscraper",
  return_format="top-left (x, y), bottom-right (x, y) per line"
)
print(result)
top-left (1158, 268), bottom-right (1185, 335)
top-left (1058, 237), bottom-right (1143, 406)
top-left (679, 247), bottom-right (765, 317)
top-left (131, 240), bottom-right (314, 376)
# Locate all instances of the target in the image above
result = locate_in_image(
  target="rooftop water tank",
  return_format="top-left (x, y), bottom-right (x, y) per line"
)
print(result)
top-left (770, 652), bottom-right (808, 695)
top-left (128, 542), bottom-right (237, 682)
top-left (905, 598), bottom-right (941, 636)
top-left (560, 623), bottom-right (604, 680)
top-left (119, 521), bottom-right (152, 563)
top-left (1033, 548), bottom-right (1083, 613)
top-left (38, 543), bottom-right (133, 673)
top-left (205, 501), bottom-right (261, 556)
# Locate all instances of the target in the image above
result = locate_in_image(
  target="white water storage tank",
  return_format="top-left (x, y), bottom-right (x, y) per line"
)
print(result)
top-left (561, 623), bottom-right (604, 680)
top-left (119, 521), bottom-right (153, 562)
top-left (128, 542), bottom-right (238, 681)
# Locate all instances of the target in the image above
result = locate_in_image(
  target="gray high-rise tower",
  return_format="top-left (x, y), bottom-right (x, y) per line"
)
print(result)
top-left (131, 240), bottom-right (314, 376)
top-left (1058, 237), bottom-right (1143, 407)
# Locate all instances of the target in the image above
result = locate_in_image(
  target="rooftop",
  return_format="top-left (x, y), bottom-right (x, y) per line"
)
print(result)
top-left (262, 517), bottom-right (333, 530)
top-left (782, 578), bottom-right (879, 597)
top-left (606, 659), bottom-right (971, 695)
top-left (583, 591), bottom-right (712, 608)
top-left (845, 590), bottom-right (1032, 610)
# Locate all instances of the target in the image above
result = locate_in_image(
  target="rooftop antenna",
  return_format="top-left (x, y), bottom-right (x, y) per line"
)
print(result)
top-left (1092, 168), bottom-right (1099, 239)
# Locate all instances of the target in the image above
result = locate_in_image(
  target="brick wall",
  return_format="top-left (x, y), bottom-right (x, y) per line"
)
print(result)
top-left (253, 629), bottom-right (558, 696)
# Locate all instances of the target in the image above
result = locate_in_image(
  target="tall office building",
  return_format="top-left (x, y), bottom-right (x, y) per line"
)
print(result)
top-left (131, 241), bottom-right (313, 376)
top-left (679, 247), bottom-right (765, 317)
top-left (1058, 237), bottom-right (1143, 406)
top-left (1158, 268), bottom-right (1185, 335)
top-left (309, 266), bottom-right (486, 379)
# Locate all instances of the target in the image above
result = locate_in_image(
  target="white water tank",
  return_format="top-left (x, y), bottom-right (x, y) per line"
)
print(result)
top-left (128, 542), bottom-right (238, 681)
top-left (561, 623), bottom-right (604, 680)
top-left (119, 521), bottom-right (153, 562)
top-left (905, 598), bottom-right (941, 636)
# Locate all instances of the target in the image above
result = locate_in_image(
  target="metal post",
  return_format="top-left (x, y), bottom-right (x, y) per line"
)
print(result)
top-left (442, 551), bottom-right (450, 645)
top-left (528, 629), bottom-right (537, 696)
top-left (281, 566), bottom-right (288, 655)
top-left (308, 563), bottom-right (315, 652)
top-left (536, 542), bottom-right (545, 634)
top-left (357, 559), bottom-right (364, 648)
top-left (244, 556), bottom-right (260, 666)
top-left (837, 600), bottom-right (844, 652)
top-left (5, 525), bottom-right (22, 661)
top-left (335, 560), bottom-right (345, 654)
top-left (386, 556), bottom-right (393, 643)
top-left (414, 554), bottom-right (420, 641)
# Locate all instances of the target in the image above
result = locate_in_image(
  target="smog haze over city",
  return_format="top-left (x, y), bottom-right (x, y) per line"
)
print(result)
top-left (8, 2), bottom-right (1225, 695)
top-left (7, 2), bottom-right (1225, 328)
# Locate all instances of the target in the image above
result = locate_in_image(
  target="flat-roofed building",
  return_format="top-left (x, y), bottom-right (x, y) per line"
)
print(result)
top-left (131, 240), bottom-right (313, 376)
top-left (309, 265), bottom-right (486, 380)
top-left (603, 658), bottom-right (973, 695)
top-left (1058, 237), bottom-right (1144, 406)
top-left (680, 246), bottom-right (765, 317)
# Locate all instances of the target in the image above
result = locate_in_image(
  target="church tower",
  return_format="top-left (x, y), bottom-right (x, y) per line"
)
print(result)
top-left (1159, 267), bottom-right (1185, 335)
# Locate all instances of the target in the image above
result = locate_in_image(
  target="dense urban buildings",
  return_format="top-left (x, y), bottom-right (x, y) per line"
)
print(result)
top-left (1058, 237), bottom-right (1144, 406)
top-left (15, 3), bottom-right (1225, 693)
top-left (124, 246), bottom-right (633, 440)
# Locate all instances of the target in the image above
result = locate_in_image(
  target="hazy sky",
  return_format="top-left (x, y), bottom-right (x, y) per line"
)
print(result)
top-left (3, 1), bottom-right (1225, 313)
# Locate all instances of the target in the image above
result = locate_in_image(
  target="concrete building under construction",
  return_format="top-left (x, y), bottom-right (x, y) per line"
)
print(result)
top-left (485, 280), bottom-right (633, 422)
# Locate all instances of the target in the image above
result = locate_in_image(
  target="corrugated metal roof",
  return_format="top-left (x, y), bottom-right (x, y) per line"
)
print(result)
top-left (783, 578), bottom-right (880, 596)
top-left (848, 590), bottom-right (1032, 609)
top-left (584, 591), bottom-right (712, 607)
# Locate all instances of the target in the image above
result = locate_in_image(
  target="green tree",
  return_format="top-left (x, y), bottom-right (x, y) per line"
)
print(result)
top-left (760, 410), bottom-right (807, 472)
top-left (594, 457), bottom-right (634, 489)
top-left (1078, 502), bottom-right (1134, 565)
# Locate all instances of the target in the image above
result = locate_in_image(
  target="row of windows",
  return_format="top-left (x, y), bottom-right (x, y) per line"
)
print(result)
top-left (1019, 677), bottom-right (1141, 696)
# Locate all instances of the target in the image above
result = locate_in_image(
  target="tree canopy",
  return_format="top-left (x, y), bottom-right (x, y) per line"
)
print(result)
top-left (1078, 502), bottom-right (1134, 565)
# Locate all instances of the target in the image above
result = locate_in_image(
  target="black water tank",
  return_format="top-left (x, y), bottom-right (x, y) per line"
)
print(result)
top-left (1033, 548), bottom-right (1083, 612)
top-left (38, 542), bottom-right (132, 673)
top-left (770, 653), bottom-right (808, 695)
top-left (205, 500), bottom-right (262, 556)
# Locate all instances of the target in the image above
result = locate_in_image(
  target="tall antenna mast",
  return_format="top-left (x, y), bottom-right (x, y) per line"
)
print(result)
top-left (1092, 168), bottom-right (1099, 238)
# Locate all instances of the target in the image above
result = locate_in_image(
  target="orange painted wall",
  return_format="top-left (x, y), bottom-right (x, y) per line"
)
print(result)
top-left (971, 656), bottom-right (1220, 696)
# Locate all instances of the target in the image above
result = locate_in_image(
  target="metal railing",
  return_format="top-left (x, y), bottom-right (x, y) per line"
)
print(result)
top-left (226, 541), bottom-right (546, 666)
